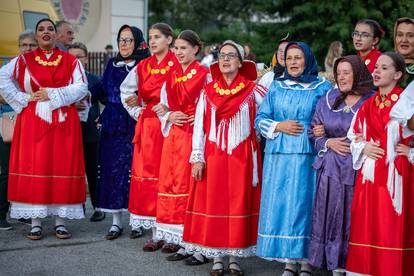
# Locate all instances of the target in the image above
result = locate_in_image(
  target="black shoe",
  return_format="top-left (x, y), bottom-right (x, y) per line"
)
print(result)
top-left (90, 211), bottom-right (105, 222)
top-left (17, 218), bottom-right (31, 225)
top-left (166, 252), bottom-right (191, 261)
top-left (105, 225), bottom-right (123, 240)
top-left (129, 227), bottom-right (143, 239)
top-left (184, 255), bottom-right (209, 266)
top-left (0, 219), bottom-right (12, 230)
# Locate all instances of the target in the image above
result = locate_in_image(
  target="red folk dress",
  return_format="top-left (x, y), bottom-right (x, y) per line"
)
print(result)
top-left (182, 73), bottom-right (266, 257)
top-left (358, 48), bottom-right (381, 73)
top-left (127, 51), bottom-right (179, 229)
top-left (155, 61), bottom-right (209, 244)
top-left (0, 48), bottom-right (87, 219)
top-left (346, 87), bottom-right (414, 276)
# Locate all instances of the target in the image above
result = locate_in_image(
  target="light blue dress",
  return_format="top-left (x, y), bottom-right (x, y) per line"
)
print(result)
top-left (255, 77), bottom-right (332, 261)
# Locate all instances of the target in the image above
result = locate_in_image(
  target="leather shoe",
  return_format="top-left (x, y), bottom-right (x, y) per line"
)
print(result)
top-left (90, 211), bottom-right (105, 222)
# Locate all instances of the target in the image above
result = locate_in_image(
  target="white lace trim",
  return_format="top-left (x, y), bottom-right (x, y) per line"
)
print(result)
top-left (189, 150), bottom-right (205, 164)
top-left (155, 223), bottom-right (184, 245)
top-left (96, 208), bottom-right (128, 213)
top-left (263, 257), bottom-right (308, 264)
top-left (408, 148), bottom-right (414, 164)
top-left (183, 242), bottom-right (256, 258)
top-left (129, 214), bottom-right (155, 229)
top-left (10, 202), bottom-right (85, 219)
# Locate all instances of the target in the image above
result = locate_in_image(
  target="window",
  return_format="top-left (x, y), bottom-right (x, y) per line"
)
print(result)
top-left (23, 11), bottom-right (49, 30)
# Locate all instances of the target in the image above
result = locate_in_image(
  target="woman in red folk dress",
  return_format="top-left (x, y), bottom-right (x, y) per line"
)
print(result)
top-left (121, 23), bottom-right (178, 251)
top-left (183, 40), bottom-right (267, 276)
top-left (352, 19), bottom-right (384, 73)
top-left (153, 30), bottom-right (210, 263)
top-left (346, 52), bottom-right (414, 276)
top-left (0, 19), bottom-right (88, 240)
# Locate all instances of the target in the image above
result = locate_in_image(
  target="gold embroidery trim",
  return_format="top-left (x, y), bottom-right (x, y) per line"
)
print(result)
top-left (186, 211), bottom-right (259, 218)
top-left (158, 193), bottom-right (189, 197)
top-left (349, 242), bottom-right (414, 251)
top-left (132, 176), bottom-right (159, 181)
top-left (10, 172), bottom-right (84, 179)
top-left (35, 55), bottom-right (62, 66)
top-left (213, 82), bottom-right (245, 96)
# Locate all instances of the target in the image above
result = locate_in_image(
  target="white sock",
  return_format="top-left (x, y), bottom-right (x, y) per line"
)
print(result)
top-left (332, 271), bottom-right (345, 276)
top-left (229, 256), bottom-right (241, 271)
top-left (110, 212), bottom-right (122, 232)
top-left (31, 218), bottom-right (41, 232)
top-left (193, 253), bottom-right (204, 262)
top-left (282, 263), bottom-right (297, 276)
top-left (212, 257), bottom-right (224, 270)
top-left (300, 263), bottom-right (312, 275)
top-left (177, 247), bottom-right (186, 255)
top-left (152, 227), bottom-right (158, 241)
top-left (55, 217), bottom-right (66, 231)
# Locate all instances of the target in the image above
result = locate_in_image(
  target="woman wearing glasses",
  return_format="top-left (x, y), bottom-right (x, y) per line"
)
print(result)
top-left (255, 42), bottom-right (332, 276)
top-left (352, 19), bottom-right (384, 73)
top-left (95, 24), bottom-right (150, 240)
top-left (121, 23), bottom-right (179, 251)
top-left (182, 40), bottom-right (266, 276)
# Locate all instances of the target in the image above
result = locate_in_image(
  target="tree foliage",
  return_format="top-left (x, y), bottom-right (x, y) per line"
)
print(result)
top-left (149, 0), bottom-right (413, 67)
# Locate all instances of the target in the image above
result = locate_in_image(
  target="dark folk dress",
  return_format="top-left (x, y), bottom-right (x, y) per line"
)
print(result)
top-left (308, 88), bottom-right (373, 270)
top-left (95, 59), bottom-right (137, 211)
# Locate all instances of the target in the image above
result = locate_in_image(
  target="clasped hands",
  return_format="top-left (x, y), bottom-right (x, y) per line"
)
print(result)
top-left (30, 88), bottom-right (49, 102)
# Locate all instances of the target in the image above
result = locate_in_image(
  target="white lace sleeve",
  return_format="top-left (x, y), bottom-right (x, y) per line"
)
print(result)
top-left (189, 91), bottom-right (206, 164)
top-left (408, 148), bottom-right (414, 164)
top-left (0, 57), bottom-right (30, 113)
top-left (347, 111), bottom-right (367, 170)
top-left (120, 66), bottom-right (142, 121)
top-left (159, 82), bottom-right (172, 137)
top-left (258, 71), bottom-right (274, 90)
top-left (390, 81), bottom-right (414, 138)
top-left (47, 60), bottom-right (88, 110)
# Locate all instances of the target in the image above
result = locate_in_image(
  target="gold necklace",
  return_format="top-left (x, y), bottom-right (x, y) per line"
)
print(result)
top-left (213, 82), bottom-right (245, 96)
top-left (148, 61), bottom-right (174, 75)
top-left (35, 54), bottom-right (62, 66)
top-left (176, 69), bottom-right (197, 82)
top-left (375, 93), bottom-right (399, 109)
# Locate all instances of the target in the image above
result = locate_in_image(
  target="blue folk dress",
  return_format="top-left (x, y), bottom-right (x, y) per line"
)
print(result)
top-left (95, 59), bottom-right (137, 212)
top-left (255, 77), bottom-right (332, 262)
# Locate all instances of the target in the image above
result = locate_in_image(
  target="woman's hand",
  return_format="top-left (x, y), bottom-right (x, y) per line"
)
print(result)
top-left (32, 88), bottom-right (49, 102)
top-left (312, 124), bottom-right (325, 137)
top-left (192, 162), bottom-right (204, 181)
top-left (276, 120), bottom-right (304, 136)
top-left (327, 137), bottom-right (350, 156)
top-left (152, 103), bottom-right (168, 117)
top-left (187, 115), bottom-right (195, 126)
top-left (396, 143), bottom-right (410, 157)
top-left (125, 95), bottom-right (138, 107)
top-left (168, 111), bottom-right (189, 126)
top-left (363, 142), bottom-right (385, 160)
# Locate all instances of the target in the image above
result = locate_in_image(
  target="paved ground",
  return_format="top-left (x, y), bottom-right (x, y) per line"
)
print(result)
top-left (0, 199), bottom-right (331, 276)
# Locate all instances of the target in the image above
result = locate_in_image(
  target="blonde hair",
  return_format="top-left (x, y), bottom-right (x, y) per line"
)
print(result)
top-left (325, 41), bottom-right (342, 69)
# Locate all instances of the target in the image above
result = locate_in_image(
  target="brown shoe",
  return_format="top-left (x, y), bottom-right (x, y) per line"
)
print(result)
top-left (143, 239), bottom-right (165, 252)
top-left (161, 243), bottom-right (180, 254)
top-left (26, 226), bottom-right (42, 240)
top-left (54, 225), bottom-right (72, 239)
top-left (105, 225), bottom-right (123, 240)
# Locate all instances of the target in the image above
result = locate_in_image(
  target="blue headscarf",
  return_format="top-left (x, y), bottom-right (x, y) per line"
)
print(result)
top-left (278, 42), bottom-right (319, 83)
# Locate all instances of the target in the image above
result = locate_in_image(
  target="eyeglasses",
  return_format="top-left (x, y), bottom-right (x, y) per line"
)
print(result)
top-left (352, 31), bottom-right (373, 39)
top-left (218, 53), bottom-right (239, 60)
top-left (19, 43), bottom-right (37, 49)
top-left (118, 38), bottom-right (134, 45)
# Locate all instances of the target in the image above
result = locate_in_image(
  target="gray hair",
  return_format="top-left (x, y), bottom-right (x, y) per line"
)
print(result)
top-left (67, 42), bottom-right (88, 55)
top-left (18, 30), bottom-right (36, 43)
top-left (56, 20), bottom-right (71, 31)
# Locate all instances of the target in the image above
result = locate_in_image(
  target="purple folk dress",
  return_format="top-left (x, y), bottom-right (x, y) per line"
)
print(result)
top-left (307, 88), bottom-right (373, 270)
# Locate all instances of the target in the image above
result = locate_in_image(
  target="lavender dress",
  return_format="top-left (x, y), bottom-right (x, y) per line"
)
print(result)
top-left (308, 88), bottom-right (373, 270)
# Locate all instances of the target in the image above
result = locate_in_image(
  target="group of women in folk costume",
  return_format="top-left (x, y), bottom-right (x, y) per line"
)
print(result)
top-left (2, 15), bottom-right (414, 276)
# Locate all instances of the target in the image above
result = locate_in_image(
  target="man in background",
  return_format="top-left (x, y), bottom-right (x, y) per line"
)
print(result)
top-left (56, 20), bottom-right (75, 51)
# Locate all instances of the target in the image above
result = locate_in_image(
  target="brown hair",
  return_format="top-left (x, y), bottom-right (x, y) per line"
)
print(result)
top-left (150, 22), bottom-right (174, 44)
top-left (176, 30), bottom-right (202, 55)
top-left (381, 51), bottom-right (406, 84)
top-left (355, 19), bottom-right (384, 46)
top-left (325, 41), bottom-right (342, 69)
